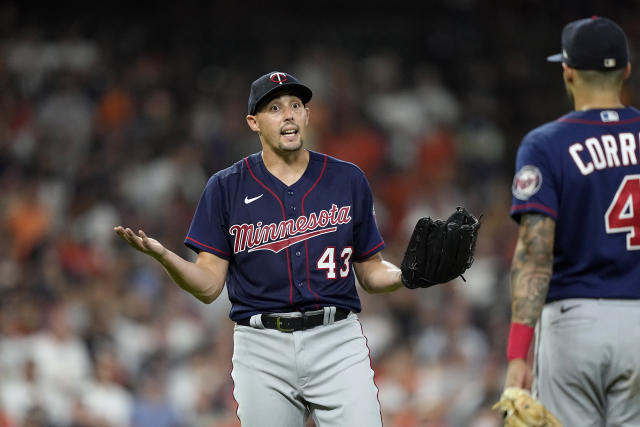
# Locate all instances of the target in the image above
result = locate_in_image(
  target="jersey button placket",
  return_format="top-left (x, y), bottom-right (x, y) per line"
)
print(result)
top-left (287, 190), bottom-right (296, 218)
top-left (287, 188), bottom-right (305, 297)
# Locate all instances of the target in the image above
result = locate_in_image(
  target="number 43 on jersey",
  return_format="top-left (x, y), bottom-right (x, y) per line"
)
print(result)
top-left (605, 174), bottom-right (640, 250)
top-left (317, 247), bottom-right (353, 279)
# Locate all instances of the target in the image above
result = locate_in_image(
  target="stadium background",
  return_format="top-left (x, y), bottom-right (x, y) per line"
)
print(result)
top-left (1, 2), bottom-right (638, 426)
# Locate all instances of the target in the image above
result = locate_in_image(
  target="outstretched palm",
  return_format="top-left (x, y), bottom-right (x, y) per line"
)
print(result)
top-left (113, 226), bottom-right (166, 259)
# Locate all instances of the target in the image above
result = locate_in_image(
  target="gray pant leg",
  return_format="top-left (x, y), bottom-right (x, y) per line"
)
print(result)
top-left (302, 315), bottom-right (382, 427)
top-left (603, 300), bottom-right (640, 427)
top-left (535, 300), bottom-right (605, 427)
top-left (535, 299), bottom-right (640, 427)
top-left (232, 326), bottom-right (307, 427)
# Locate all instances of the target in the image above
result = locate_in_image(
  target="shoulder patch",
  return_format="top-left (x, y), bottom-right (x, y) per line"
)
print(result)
top-left (512, 165), bottom-right (542, 200)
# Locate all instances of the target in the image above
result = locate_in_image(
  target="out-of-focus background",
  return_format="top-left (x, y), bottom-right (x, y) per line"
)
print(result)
top-left (1, 2), bottom-right (638, 426)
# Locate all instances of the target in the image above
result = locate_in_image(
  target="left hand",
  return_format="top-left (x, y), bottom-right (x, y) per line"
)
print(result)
top-left (400, 206), bottom-right (481, 288)
top-left (492, 387), bottom-right (563, 427)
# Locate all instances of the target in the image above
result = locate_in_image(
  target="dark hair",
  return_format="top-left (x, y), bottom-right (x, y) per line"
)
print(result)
top-left (575, 67), bottom-right (627, 89)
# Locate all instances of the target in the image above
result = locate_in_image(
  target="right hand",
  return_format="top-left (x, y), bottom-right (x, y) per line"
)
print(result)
top-left (113, 226), bottom-right (167, 259)
top-left (504, 358), bottom-right (532, 390)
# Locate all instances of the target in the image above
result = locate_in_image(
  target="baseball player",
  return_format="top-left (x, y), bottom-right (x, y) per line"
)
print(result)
top-left (504, 17), bottom-right (640, 426)
top-left (114, 71), bottom-right (477, 426)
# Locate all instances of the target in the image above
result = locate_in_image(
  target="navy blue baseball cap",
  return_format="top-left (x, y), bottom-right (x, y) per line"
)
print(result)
top-left (547, 16), bottom-right (629, 70)
top-left (247, 71), bottom-right (312, 115)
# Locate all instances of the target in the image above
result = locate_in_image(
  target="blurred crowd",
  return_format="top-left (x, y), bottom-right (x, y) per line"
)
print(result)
top-left (1, 3), bottom-right (639, 427)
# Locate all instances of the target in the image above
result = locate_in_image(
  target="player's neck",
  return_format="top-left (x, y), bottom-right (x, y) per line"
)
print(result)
top-left (572, 89), bottom-right (624, 111)
top-left (261, 148), bottom-right (310, 187)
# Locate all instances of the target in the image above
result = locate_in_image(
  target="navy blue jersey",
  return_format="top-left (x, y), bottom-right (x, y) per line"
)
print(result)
top-left (185, 150), bottom-right (385, 321)
top-left (511, 107), bottom-right (640, 301)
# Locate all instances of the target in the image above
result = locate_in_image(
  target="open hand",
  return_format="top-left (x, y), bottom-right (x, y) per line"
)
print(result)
top-left (113, 226), bottom-right (166, 259)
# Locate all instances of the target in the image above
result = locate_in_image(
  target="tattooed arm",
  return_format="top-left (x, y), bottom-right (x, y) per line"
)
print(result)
top-left (504, 213), bottom-right (555, 389)
top-left (510, 213), bottom-right (556, 326)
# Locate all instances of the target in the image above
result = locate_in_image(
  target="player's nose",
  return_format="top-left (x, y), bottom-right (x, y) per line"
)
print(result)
top-left (282, 105), bottom-right (295, 119)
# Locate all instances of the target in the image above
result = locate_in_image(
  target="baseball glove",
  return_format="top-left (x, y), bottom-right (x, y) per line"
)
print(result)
top-left (492, 387), bottom-right (563, 427)
top-left (400, 206), bottom-right (480, 289)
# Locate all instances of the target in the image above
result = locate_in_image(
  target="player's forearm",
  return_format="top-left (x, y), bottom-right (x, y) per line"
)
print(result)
top-left (155, 250), bottom-right (226, 304)
top-left (355, 256), bottom-right (404, 294)
top-left (510, 214), bottom-right (555, 326)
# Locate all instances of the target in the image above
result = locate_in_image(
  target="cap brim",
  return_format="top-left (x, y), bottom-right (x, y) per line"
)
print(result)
top-left (251, 83), bottom-right (313, 115)
top-left (547, 53), bottom-right (563, 62)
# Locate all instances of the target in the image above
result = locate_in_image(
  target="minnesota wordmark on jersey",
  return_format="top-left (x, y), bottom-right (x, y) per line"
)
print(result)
top-left (229, 204), bottom-right (352, 254)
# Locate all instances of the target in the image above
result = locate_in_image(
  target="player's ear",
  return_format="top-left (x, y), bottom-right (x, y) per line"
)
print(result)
top-left (562, 63), bottom-right (574, 83)
top-left (246, 115), bottom-right (260, 132)
top-left (304, 106), bottom-right (310, 125)
top-left (624, 63), bottom-right (631, 80)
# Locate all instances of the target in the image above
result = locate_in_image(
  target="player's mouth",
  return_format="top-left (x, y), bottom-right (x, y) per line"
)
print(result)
top-left (281, 126), bottom-right (299, 141)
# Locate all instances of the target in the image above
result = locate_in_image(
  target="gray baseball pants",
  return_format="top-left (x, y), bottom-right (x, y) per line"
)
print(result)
top-left (231, 313), bottom-right (382, 426)
top-left (534, 298), bottom-right (640, 427)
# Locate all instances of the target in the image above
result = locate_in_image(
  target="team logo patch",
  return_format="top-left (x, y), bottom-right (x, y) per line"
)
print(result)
top-left (512, 165), bottom-right (542, 200)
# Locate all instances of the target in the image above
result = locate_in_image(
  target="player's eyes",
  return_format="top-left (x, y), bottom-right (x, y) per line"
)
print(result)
top-left (268, 101), bottom-right (301, 112)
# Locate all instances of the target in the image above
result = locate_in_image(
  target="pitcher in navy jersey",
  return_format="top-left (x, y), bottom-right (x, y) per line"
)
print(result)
top-left (114, 71), bottom-right (413, 426)
top-left (503, 17), bottom-right (640, 426)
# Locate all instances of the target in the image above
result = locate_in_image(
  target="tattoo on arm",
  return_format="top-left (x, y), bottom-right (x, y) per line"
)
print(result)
top-left (510, 214), bottom-right (555, 326)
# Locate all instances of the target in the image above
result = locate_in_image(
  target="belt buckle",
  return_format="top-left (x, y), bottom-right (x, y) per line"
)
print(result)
top-left (275, 316), bottom-right (295, 332)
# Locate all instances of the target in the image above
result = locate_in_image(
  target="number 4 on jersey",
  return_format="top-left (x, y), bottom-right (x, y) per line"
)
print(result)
top-left (605, 174), bottom-right (640, 250)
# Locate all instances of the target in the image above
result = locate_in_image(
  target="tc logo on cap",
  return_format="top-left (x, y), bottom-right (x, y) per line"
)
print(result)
top-left (270, 72), bottom-right (288, 84)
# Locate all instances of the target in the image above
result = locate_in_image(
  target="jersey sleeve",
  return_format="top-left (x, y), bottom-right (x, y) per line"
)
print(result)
top-left (184, 174), bottom-right (232, 259)
top-left (510, 132), bottom-right (560, 223)
top-left (352, 169), bottom-right (385, 261)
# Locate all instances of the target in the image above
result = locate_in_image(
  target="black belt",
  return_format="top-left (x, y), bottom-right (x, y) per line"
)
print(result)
top-left (237, 308), bottom-right (350, 332)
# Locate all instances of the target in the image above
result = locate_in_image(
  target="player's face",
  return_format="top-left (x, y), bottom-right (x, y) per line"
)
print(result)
top-left (247, 94), bottom-right (310, 154)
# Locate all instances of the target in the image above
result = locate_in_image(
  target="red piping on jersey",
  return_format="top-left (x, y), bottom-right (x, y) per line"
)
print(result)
top-left (557, 116), bottom-right (640, 125)
top-left (229, 362), bottom-right (240, 424)
top-left (244, 157), bottom-right (295, 307)
top-left (357, 319), bottom-right (384, 426)
top-left (358, 241), bottom-right (385, 260)
top-left (511, 202), bottom-right (558, 218)
top-left (185, 236), bottom-right (230, 256)
top-left (301, 154), bottom-right (327, 309)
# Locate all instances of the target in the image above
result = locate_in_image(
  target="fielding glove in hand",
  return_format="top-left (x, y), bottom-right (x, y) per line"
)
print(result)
top-left (492, 387), bottom-right (563, 427)
top-left (400, 206), bottom-right (480, 289)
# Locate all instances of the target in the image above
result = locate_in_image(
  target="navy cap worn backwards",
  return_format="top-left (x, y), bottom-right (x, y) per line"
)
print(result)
top-left (247, 71), bottom-right (312, 115)
top-left (547, 16), bottom-right (629, 70)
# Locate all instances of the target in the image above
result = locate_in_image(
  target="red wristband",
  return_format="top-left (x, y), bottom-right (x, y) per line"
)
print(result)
top-left (507, 322), bottom-right (534, 360)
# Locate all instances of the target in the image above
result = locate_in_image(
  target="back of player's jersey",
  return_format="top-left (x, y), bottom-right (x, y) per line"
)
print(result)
top-left (511, 107), bottom-right (640, 301)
